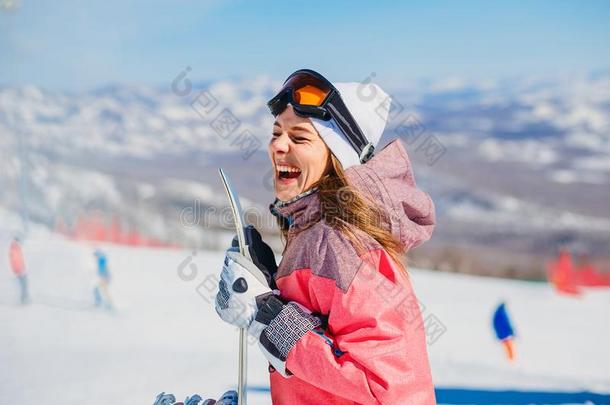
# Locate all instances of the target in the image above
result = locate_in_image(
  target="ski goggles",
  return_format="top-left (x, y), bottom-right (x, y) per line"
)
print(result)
top-left (267, 69), bottom-right (375, 163)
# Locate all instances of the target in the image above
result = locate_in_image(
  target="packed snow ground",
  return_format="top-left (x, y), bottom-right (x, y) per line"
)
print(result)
top-left (1, 231), bottom-right (609, 404)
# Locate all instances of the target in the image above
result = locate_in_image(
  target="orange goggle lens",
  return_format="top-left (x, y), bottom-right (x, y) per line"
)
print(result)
top-left (293, 84), bottom-right (330, 106)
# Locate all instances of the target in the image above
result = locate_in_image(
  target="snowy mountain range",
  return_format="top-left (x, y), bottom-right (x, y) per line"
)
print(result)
top-left (1, 71), bottom-right (609, 277)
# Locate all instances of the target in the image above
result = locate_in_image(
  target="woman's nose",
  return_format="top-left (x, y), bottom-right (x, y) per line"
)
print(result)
top-left (271, 133), bottom-right (290, 153)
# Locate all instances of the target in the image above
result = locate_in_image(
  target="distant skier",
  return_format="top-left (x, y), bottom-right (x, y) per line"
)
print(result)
top-left (9, 236), bottom-right (29, 305)
top-left (93, 249), bottom-right (113, 310)
top-left (492, 302), bottom-right (516, 361)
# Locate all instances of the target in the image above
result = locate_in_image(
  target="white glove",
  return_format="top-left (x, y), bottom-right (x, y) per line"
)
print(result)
top-left (215, 249), bottom-right (278, 329)
top-left (215, 245), bottom-right (325, 379)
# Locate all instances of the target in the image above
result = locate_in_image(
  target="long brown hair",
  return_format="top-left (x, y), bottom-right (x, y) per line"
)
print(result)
top-left (278, 154), bottom-right (408, 274)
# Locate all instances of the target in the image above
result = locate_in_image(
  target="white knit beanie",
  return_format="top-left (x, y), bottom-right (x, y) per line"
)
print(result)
top-left (309, 82), bottom-right (391, 169)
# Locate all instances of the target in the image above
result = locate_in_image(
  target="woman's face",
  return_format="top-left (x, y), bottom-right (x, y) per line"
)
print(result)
top-left (268, 104), bottom-right (330, 201)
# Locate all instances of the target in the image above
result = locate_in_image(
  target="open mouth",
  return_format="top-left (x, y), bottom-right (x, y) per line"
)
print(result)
top-left (276, 164), bottom-right (302, 181)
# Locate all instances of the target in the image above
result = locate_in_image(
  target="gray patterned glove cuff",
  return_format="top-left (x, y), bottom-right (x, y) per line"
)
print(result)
top-left (260, 302), bottom-right (322, 361)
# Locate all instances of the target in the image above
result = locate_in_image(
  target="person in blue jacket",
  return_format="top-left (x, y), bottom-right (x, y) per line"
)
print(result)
top-left (93, 249), bottom-right (113, 310)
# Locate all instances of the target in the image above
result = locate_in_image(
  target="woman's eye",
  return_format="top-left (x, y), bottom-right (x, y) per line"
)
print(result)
top-left (293, 137), bottom-right (307, 143)
top-left (271, 133), bottom-right (281, 138)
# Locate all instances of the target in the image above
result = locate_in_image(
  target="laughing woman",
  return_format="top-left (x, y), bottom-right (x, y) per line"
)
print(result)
top-left (215, 69), bottom-right (436, 404)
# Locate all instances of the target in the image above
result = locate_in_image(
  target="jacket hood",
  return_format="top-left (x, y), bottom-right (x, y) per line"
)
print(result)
top-left (345, 139), bottom-right (436, 251)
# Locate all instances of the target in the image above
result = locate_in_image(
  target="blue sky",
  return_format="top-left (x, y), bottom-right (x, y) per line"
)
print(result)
top-left (2, 0), bottom-right (610, 91)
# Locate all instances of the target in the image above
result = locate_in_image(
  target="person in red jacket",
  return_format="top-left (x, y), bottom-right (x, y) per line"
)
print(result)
top-left (215, 70), bottom-right (436, 404)
top-left (9, 236), bottom-right (29, 305)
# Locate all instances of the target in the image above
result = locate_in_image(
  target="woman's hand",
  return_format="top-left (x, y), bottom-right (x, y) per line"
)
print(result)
top-left (215, 244), bottom-right (326, 378)
top-left (214, 226), bottom-right (280, 329)
top-left (214, 227), bottom-right (325, 378)
top-left (215, 247), bottom-right (276, 329)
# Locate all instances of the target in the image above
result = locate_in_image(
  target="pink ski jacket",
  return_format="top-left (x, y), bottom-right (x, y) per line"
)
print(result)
top-left (268, 139), bottom-right (437, 404)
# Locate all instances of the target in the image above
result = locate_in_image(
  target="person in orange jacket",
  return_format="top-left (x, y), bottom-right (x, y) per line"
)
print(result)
top-left (9, 236), bottom-right (29, 305)
top-left (214, 70), bottom-right (436, 404)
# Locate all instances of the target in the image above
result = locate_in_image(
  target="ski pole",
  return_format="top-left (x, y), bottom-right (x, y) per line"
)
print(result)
top-left (238, 328), bottom-right (247, 405)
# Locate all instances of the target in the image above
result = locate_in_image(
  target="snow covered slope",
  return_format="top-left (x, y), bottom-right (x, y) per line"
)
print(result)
top-left (1, 233), bottom-right (609, 404)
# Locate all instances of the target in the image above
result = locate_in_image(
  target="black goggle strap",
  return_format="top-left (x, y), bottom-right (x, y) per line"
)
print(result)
top-left (325, 92), bottom-right (375, 163)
